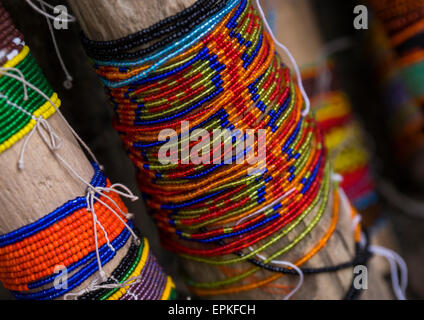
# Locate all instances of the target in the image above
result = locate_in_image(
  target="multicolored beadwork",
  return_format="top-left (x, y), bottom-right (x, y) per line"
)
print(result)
top-left (0, 3), bottom-right (175, 300)
top-left (83, 0), bottom-right (365, 297)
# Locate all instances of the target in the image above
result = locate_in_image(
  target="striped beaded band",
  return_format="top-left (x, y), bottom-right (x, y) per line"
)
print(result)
top-left (82, 0), bottom-right (364, 297)
top-left (0, 162), bottom-right (173, 300)
top-left (0, 163), bottom-right (130, 295)
top-left (82, 0), bottom-right (229, 61)
top-left (0, 4), bottom-right (175, 300)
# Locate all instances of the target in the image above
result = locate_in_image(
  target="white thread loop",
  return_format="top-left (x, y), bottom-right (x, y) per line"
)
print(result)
top-left (255, 0), bottom-right (311, 117)
top-left (18, 116), bottom-right (63, 170)
top-left (368, 245), bottom-right (408, 300)
top-left (86, 189), bottom-right (108, 282)
top-left (331, 171), bottom-right (343, 183)
top-left (83, 183), bottom-right (140, 284)
top-left (338, 188), bottom-right (408, 300)
top-left (235, 188), bottom-right (302, 300)
top-left (255, 252), bottom-right (304, 300)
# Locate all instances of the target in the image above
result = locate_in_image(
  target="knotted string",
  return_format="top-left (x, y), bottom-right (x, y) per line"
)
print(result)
top-left (0, 66), bottom-right (140, 288)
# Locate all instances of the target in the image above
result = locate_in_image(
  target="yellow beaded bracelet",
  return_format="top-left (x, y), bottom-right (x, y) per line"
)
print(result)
top-left (0, 93), bottom-right (61, 154)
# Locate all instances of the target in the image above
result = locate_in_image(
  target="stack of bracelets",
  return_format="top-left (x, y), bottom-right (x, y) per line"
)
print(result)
top-left (302, 64), bottom-right (378, 214)
top-left (368, 0), bottom-right (424, 168)
top-left (81, 0), bottom-right (370, 298)
top-left (0, 3), bottom-right (175, 300)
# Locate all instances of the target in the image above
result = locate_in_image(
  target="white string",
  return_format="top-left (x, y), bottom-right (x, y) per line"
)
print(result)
top-left (331, 172), bottom-right (343, 183)
top-left (40, 2), bottom-right (73, 89)
top-left (89, 190), bottom-right (139, 241)
top-left (0, 67), bottom-right (28, 100)
top-left (0, 93), bottom-right (32, 117)
top-left (0, 67), bottom-right (141, 285)
top-left (18, 116), bottom-right (63, 170)
top-left (337, 188), bottom-right (408, 300)
top-left (255, 0), bottom-right (311, 117)
top-left (86, 189), bottom-right (107, 281)
top-left (254, 252), bottom-right (304, 300)
top-left (25, 0), bottom-right (75, 23)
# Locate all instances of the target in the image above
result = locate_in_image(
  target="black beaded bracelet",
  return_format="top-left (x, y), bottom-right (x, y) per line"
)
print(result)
top-left (80, 0), bottom-right (219, 52)
top-left (222, 229), bottom-right (372, 300)
top-left (79, 228), bottom-right (143, 300)
top-left (83, 0), bottom-right (228, 61)
top-left (83, 0), bottom-right (217, 55)
top-left (242, 242), bottom-right (372, 276)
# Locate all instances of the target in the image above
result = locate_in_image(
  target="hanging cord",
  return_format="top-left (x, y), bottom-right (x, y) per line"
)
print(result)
top-left (0, 67), bottom-right (140, 282)
top-left (255, 0), bottom-right (310, 117)
top-left (338, 185), bottom-right (408, 300)
top-left (25, 0), bottom-right (75, 89)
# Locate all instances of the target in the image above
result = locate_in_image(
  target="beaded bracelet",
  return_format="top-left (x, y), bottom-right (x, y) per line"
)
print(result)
top-left (81, 0), bottom-right (212, 50)
top-left (0, 3), bottom-right (175, 300)
top-left (83, 0), bottom-right (229, 61)
top-left (80, 0), bottom-right (363, 298)
top-left (0, 162), bottom-right (173, 300)
top-left (0, 44), bottom-right (59, 154)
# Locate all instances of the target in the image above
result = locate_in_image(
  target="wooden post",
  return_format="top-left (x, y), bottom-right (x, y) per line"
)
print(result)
top-left (0, 8), bottom-right (131, 298)
top-left (68, 0), bottom-right (393, 299)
